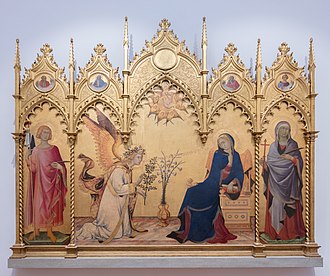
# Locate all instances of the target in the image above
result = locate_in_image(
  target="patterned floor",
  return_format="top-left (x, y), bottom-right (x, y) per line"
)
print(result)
top-left (75, 217), bottom-right (254, 245)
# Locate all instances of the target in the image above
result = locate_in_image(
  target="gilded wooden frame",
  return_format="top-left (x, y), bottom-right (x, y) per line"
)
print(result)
top-left (10, 18), bottom-right (321, 264)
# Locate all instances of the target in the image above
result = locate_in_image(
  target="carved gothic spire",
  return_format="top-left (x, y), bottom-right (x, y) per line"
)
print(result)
top-left (69, 38), bottom-right (75, 95)
top-left (14, 39), bottom-right (21, 71)
top-left (202, 17), bottom-right (207, 47)
top-left (255, 38), bottom-right (262, 71)
top-left (255, 39), bottom-right (262, 97)
top-left (69, 38), bottom-right (74, 68)
top-left (124, 16), bottom-right (129, 71)
top-left (14, 38), bottom-right (21, 133)
top-left (201, 17), bottom-right (207, 71)
top-left (308, 37), bottom-right (316, 96)
top-left (308, 37), bottom-right (316, 70)
top-left (124, 16), bottom-right (129, 47)
top-left (14, 38), bottom-right (21, 99)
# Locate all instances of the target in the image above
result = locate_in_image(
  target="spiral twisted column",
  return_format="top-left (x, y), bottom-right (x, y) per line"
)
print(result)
top-left (12, 133), bottom-right (25, 246)
top-left (303, 131), bottom-right (320, 257)
top-left (253, 133), bottom-right (262, 244)
top-left (18, 134), bottom-right (25, 245)
top-left (68, 133), bottom-right (77, 245)
top-left (304, 134), bottom-right (311, 243)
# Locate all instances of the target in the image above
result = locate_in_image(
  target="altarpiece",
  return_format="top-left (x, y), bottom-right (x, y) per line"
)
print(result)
top-left (9, 18), bottom-right (322, 268)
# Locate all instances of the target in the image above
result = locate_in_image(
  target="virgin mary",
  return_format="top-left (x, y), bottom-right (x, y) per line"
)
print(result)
top-left (167, 133), bottom-right (244, 243)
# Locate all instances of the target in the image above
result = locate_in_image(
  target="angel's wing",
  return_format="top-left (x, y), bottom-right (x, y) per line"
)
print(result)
top-left (96, 108), bottom-right (122, 159)
top-left (82, 114), bottom-right (120, 171)
top-left (96, 108), bottom-right (118, 140)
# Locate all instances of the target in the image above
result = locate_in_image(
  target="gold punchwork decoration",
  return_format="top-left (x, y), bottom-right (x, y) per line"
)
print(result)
top-left (10, 18), bottom-right (321, 264)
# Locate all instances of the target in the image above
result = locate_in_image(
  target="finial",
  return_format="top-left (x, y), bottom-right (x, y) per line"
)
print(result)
top-left (40, 43), bottom-right (53, 56)
top-left (309, 37), bottom-right (315, 69)
top-left (255, 38), bottom-right (262, 70)
top-left (94, 43), bottom-right (106, 55)
top-left (159, 18), bottom-right (171, 31)
top-left (69, 38), bottom-right (74, 67)
top-left (14, 38), bottom-right (21, 70)
top-left (202, 17), bottom-right (207, 47)
top-left (124, 16), bottom-right (129, 47)
top-left (225, 42), bottom-right (237, 56)
top-left (278, 42), bottom-right (290, 56)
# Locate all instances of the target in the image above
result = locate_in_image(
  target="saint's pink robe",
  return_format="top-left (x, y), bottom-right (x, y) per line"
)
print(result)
top-left (25, 145), bottom-right (67, 228)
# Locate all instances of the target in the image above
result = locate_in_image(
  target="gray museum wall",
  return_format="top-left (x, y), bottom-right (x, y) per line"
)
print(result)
top-left (0, 0), bottom-right (328, 275)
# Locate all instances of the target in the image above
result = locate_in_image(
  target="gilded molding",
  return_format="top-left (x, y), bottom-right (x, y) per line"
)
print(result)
top-left (10, 19), bottom-right (320, 262)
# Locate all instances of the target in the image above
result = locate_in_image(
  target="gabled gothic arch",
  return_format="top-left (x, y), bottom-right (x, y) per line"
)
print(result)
top-left (74, 98), bottom-right (123, 131)
top-left (21, 98), bottom-right (69, 132)
top-left (128, 74), bottom-right (202, 132)
top-left (209, 96), bottom-right (255, 132)
top-left (261, 96), bottom-right (310, 132)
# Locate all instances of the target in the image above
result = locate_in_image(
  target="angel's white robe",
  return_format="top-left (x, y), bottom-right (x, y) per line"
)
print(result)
top-left (76, 165), bottom-right (132, 241)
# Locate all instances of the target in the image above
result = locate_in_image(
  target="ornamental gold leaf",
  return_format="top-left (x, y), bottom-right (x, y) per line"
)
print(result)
top-left (278, 42), bottom-right (290, 56)
top-left (159, 18), bottom-right (171, 31)
top-left (94, 43), bottom-right (106, 55)
top-left (40, 44), bottom-right (53, 56)
top-left (225, 43), bottom-right (237, 56)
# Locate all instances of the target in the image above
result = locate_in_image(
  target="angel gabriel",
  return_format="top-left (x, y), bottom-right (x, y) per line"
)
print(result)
top-left (76, 108), bottom-right (147, 243)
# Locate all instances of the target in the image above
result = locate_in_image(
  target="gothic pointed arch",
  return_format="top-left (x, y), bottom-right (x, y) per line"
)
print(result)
top-left (208, 42), bottom-right (256, 132)
top-left (21, 98), bottom-right (69, 132)
top-left (20, 43), bottom-right (69, 113)
top-left (261, 95), bottom-right (310, 132)
top-left (128, 73), bottom-right (202, 132)
top-left (75, 43), bottom-right (123, 114)
top-left (262, 42), bottom-right (309, 106)
top-left (209, 95), bottom-right (255, 132)
top-left (261, 42), bottom-right (311, 132)
top-left (74, 97), bottom-right (123, 131)
top-left (128, 19), bottom-right (203, 106)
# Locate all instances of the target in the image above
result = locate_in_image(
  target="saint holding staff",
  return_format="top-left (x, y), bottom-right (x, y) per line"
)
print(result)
top-left (25, 125), bottom-right (68, 243)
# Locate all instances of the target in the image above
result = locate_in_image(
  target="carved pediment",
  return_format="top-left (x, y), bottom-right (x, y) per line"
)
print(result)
top-left (77, 43), bottom-right (121, 84)
top-left (75, 43), bottom-right (123, 104)
top-left (263, 42), bottom-right (307, 84)
top-left (22, 43), bottom-right (67, 86)
top-left (210, 43), bottom-right (254, 83)
top-left (262, 42), bottom-right (309, 105)
top-left (209, 43), bottom-right (255, 105)
top-left (130, 19), bottom-right (200, 72)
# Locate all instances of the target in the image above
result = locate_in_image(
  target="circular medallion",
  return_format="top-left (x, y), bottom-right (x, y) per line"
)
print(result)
top-left (88, 73), bottom-right (109, 92)
top-left (153, 48), bottom-right (177, 70)
top-left (221, 73), bottom-right (241, 93)
top-left (34, 74), bottom-right (55, 93)
top-left (276, 73), bottom-right (295, 92)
